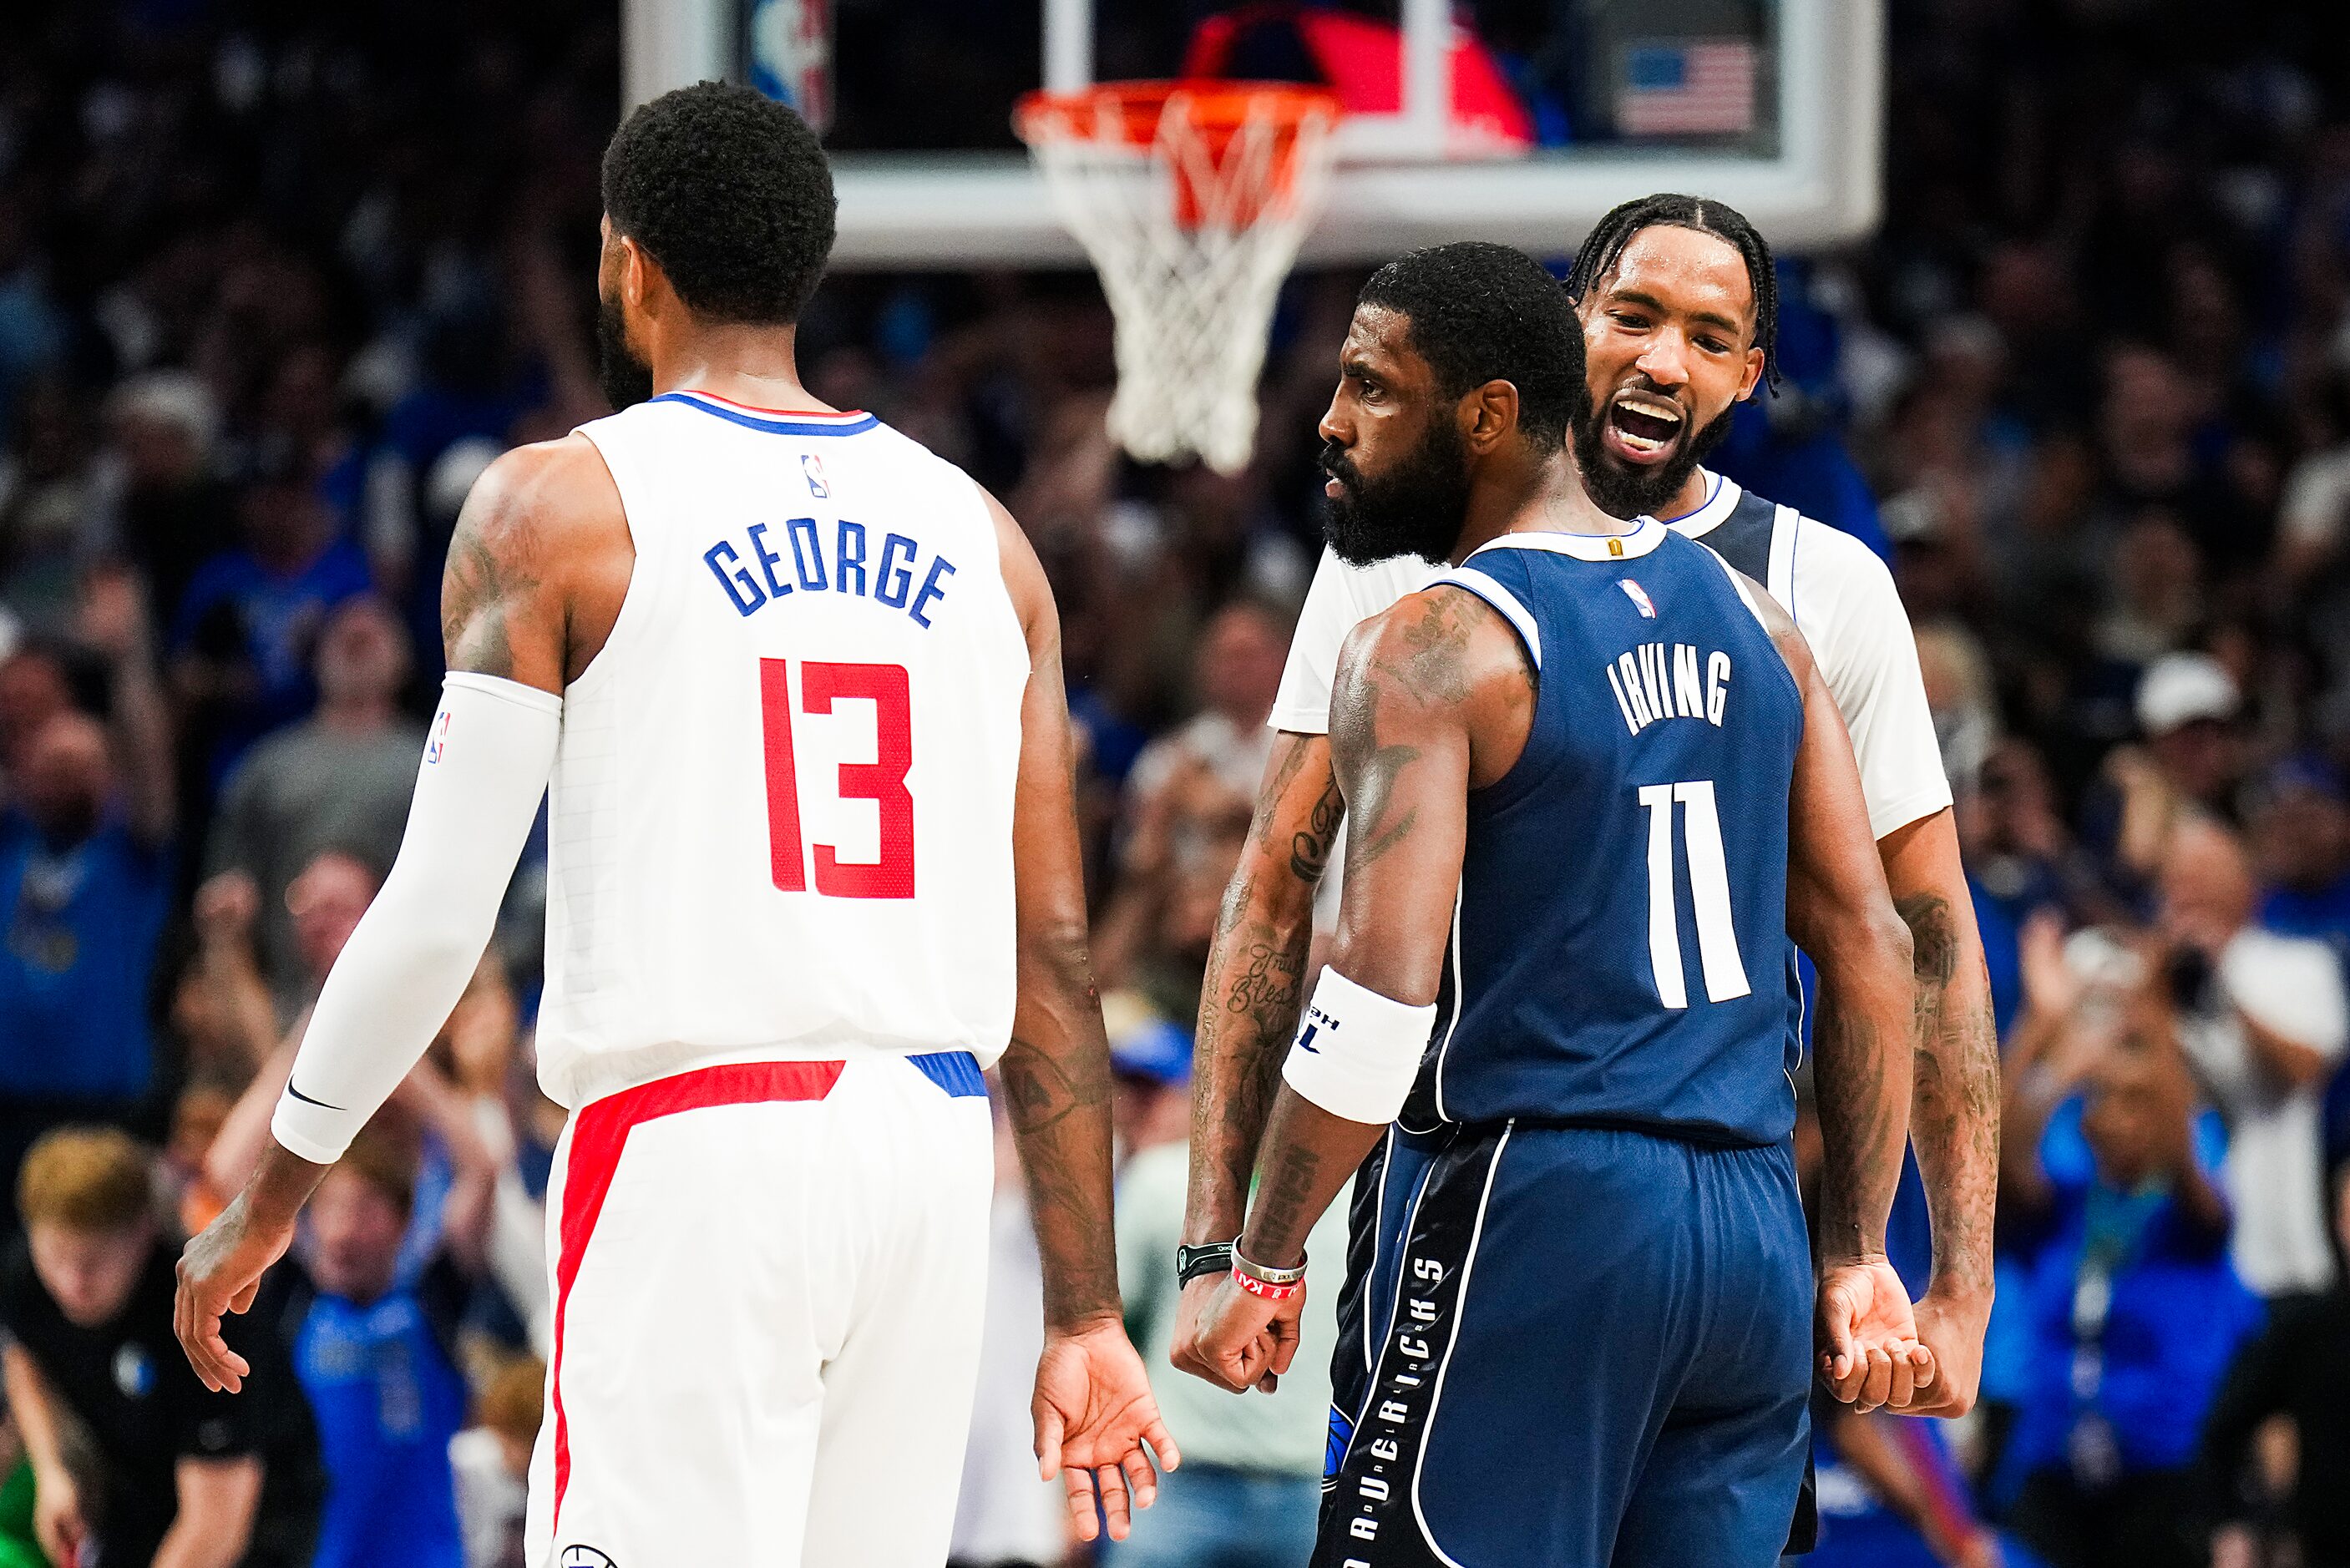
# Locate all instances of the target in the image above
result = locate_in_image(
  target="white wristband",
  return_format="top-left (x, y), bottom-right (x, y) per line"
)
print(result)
top-left (271, 672), bottom-right (560, 1165)
top-left (1280, 968), bottom-right (1438, 1126)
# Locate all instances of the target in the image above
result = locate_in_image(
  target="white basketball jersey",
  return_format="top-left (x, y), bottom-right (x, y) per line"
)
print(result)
top-left (540, 391), bottom-right (1031, 1108)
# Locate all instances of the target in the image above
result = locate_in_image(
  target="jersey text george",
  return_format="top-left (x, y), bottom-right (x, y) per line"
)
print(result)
top-left (703, 518), bottom-right (958, 629)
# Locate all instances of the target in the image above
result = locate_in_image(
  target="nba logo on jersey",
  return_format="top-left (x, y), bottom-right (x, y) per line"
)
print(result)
top-left (1619, 579), bottom-right (1658, 618)
top-left (802, 453), bottom-right (830, 498)
top-left (425, 708), bottom-right (452, 763)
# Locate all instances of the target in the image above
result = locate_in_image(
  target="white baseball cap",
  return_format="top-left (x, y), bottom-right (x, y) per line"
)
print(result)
top-left (2136, 651), bottom-right (2239, 736)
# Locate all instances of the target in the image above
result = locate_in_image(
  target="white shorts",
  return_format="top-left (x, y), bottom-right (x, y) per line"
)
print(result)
top-left (524, 1051), bottom-right (995, 1568)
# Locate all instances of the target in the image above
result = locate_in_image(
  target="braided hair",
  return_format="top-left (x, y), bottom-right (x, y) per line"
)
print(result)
top-left (1562, 194), bottom-right (1780, 392)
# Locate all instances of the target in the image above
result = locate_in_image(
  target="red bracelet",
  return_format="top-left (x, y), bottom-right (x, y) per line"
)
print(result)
top-left (1231, 1266), bottom-right (1302, 1302)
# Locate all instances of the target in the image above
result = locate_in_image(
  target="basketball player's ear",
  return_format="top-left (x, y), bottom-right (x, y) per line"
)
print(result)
top-left (1461, 379), bottom-right (1519, 455)
top-left (618, 235), bottom-right (653, 311)
top-left (1735, 344), bottom-right (1765, 402)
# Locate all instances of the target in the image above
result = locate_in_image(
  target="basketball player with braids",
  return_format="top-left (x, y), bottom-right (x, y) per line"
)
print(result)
top-left (1172, 195), bottom-right (1997, 1525)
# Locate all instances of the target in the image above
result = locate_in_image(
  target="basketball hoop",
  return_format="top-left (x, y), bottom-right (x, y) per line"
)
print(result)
top-left (1015, 82), bottom-right (1341, 476)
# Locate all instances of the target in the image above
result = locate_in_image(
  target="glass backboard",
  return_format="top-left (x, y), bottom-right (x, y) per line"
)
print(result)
top-left (626, 0), bottom-right (1881, 266)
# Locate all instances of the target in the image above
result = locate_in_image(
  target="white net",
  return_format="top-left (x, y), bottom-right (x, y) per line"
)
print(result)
top-left (1021, 87), bottom-right (1340, 476)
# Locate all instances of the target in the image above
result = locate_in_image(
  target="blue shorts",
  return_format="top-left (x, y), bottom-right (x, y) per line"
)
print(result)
top-left (1319, 1122), bottom-right (1813, 1568)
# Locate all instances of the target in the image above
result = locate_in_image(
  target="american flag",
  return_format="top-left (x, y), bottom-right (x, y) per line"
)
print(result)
top-left (1619, 40), bottom-right (1758, 138)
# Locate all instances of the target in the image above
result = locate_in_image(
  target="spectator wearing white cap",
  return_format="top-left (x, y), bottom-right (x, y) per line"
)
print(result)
top-left (2089, 651), bottom-right (2249, 893)
top-left (2137, 651), bottom-right (2243, 802)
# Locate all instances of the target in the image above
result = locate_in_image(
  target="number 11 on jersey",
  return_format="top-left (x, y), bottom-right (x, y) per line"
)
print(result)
top-left (1638, 781), bottom-right (1751, 1009)
top-left (760, 657), bottom-right (916, 899)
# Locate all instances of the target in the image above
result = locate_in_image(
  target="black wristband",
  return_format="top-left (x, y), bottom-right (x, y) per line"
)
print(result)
top-left (1176, 1241), bottom-right (1235, 1287)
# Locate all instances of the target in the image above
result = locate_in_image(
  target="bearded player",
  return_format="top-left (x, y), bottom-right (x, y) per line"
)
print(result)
top-left (173, 84), bottom-right (1174, 1568)
top-left (1172, 199), bottom-right (1997, 1459)
top-left (1188, 241), bottom-right (1925, 1565)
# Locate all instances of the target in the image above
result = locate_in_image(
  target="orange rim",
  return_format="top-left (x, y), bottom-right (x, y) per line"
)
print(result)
top-left (1014, 79), bottom-right (1342, 150)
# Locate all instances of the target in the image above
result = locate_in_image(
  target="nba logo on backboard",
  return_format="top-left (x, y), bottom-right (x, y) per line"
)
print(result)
top-left (803, 453), bottom-right (830, 498)
top-left (748, 0), bottom-right (833, 134)
top-left (1619, 579), bottom-right (1657, 618)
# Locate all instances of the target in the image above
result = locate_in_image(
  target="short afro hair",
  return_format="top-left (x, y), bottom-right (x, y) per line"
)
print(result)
top-left (1357, 242), bottom-right (1583, 451)
top-left (601, 82), bottom-right (837, 325)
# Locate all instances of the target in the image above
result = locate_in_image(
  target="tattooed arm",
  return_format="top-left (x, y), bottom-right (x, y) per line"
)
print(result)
top-left (984, 493), bottom-right (1179, 1540)
top-left (1183, 734), bottom-right (1344, 1243)
top-left (1876, 811), bottom-right (1999, 1416)
top-left (1186, 587), bottom-right (1532, 1393)
top-left (988, 491), bottom-right (1123, 1329)
top-left (1754, 587), bottom-right (1927, 1412)
top-left (1167, 732), bottom-right (1340, 1384)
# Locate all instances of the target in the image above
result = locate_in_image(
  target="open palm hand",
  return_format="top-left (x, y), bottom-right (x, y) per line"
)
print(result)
top-left (1032, 1319), bottom-right (1182, 1542)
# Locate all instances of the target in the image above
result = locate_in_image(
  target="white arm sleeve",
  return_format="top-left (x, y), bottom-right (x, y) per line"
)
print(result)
top-left (1795, 524), bottom-right (1953, 841)
top-left (271, 673), bottom-right (560, 1164)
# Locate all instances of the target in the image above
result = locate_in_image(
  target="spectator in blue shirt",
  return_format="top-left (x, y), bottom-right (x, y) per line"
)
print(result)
top-left (1996, 977), bottom-right (2263, 1568)
top-left (2250, 755), bottom-right (2350, 944)
top-left (170, 453), bottom-right (373, 791)
top-left (291, 1113), bottom-right (493, 1568)
top-left (0, 579), bottom-right (175, 1229)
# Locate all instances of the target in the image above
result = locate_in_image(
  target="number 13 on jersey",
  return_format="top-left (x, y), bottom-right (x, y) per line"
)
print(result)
top-left (759, 657), bottom-right (915, 899)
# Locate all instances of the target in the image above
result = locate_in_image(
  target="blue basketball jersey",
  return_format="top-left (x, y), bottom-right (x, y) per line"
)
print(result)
top-left (1403, 518), bottom-right (1806, 1145)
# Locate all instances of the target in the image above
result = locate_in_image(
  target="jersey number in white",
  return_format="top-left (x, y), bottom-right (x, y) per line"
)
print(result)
top-left (1636, 781), bottom-right (1751, 1009)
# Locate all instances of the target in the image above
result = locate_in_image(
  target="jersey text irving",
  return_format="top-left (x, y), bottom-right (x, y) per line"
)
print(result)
top-left (1605, 641), bottom-right (1733, 737)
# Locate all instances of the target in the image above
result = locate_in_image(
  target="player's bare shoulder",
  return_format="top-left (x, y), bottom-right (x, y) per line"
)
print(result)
top-left (443, 432), bottom-right (633, 689)
top-left (1331, 581), bottom-right (1535, 789)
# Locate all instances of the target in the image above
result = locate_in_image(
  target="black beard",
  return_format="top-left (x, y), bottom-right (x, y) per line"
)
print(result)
top-left (1319, 422), bottom-right (1472, 568)
top-left (1572, 394), bottom-right (1736, 520)
top-left (596, 295), bottom-right (656, 412)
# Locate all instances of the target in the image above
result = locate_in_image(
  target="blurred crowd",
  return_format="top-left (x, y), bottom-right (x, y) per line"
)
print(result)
top-left (3, 0), bottom-right (2350, 1565)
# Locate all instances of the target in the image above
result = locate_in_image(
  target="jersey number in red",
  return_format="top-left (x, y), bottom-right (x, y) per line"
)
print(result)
top-left (759, 658), bottom-right (915, 898)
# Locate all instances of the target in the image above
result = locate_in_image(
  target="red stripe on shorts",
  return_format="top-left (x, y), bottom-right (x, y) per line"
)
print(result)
top-left (549, 1059), bottom-right (845, 1531)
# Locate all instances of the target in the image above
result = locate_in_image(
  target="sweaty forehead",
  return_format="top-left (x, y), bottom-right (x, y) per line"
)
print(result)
top-left (1345, 304), bottom-right (1422, 371)
top-left (1598, 226), bottom-right (1755, 328)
